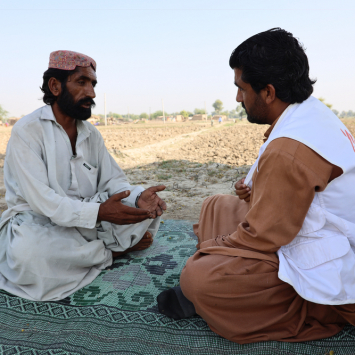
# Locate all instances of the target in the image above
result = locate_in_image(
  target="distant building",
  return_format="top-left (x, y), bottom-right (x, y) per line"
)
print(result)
top-left (8, 117), bottom-right (20, 126)
top-left (87, 118), bottom-right (98, 125)
top-left (191, 114), bottom-right (207, 120)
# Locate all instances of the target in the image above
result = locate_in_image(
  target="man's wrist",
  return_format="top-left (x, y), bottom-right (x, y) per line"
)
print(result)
top-left (97, 203), bottom-right (103, 223)
top-left (135, 192), bottom-right (143, 208)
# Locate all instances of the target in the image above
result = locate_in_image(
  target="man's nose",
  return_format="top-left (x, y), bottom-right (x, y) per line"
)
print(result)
top-left (86, 84), bottom-right (96, 99)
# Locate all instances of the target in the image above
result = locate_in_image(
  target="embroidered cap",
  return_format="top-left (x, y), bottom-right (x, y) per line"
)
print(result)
top-left (48, 50), bottom-right (96, 71)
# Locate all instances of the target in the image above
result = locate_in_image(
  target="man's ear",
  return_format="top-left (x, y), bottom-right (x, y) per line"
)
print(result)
top-left (48, 78), bottom-right (62, 97)
top-left (264, 84), bottom-right (276, 104)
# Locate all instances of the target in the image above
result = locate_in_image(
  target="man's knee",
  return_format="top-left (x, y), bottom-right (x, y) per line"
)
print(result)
top-left (7, 235), bottom-right (36, 270)
top-left (180, 255), bottom-right (212, 304)
top-left (202, 194), bottom-right (224, 207)
top-left (202, 194), bottom-right (240, 210)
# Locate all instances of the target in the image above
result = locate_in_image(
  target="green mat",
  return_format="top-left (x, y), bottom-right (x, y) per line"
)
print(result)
top-left (1, 219), bottom-right (355, 355)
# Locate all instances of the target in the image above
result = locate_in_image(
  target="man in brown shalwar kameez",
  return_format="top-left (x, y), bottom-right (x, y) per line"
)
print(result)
top-left (157, 28), bottom-right (355, 344)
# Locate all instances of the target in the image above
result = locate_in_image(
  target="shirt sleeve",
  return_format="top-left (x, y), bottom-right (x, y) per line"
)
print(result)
top-left (96, 137), bottom-right (144, 207)
top-left (227, 138), bottom-right (334, 253)
top-left (7, 130), bottom-right (100, 229)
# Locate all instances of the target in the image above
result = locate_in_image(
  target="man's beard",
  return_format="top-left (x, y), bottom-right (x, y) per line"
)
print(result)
top-left (57, 85), bottom-right (96, 121)
top-left (242, 95), bottom-right (268, 125)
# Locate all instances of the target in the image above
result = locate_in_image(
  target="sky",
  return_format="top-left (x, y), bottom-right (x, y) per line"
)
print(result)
top-left (0, 0), bottom-right (354, 117)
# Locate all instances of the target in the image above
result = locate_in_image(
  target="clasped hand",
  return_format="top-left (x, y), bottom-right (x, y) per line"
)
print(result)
top-left (235, 178), bottom-right (251, 202)
top-left (97, 185), bottom-right (167, 225)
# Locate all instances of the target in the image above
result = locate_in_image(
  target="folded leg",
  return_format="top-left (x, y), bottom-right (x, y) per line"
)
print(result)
top-left (180, 194), bottom-right (345, 343)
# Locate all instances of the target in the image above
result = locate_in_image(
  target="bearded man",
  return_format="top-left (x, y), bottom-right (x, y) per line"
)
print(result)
top-left (158, 28), bottom-right (355, 343)
top-left (0, 51), bottom-right (166, 301)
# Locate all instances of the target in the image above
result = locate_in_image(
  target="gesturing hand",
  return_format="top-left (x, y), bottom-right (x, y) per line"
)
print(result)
top-left (98, 190), bottom-right (152, 225)
top-left (137, 185), bottom-right (167, 218)
top-left (235, 178), bottom-right (251, 202)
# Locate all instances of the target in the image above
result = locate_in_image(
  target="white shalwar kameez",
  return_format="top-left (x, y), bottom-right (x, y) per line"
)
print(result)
top-left (0, 105), bottom-right (160, 301)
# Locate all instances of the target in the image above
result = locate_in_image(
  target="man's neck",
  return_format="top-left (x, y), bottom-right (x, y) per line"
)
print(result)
top-left (266, 101), bottom-right (290, 126)
top-left (51, 103), bottom-right (78, 155)
top-left (51, 102), bottom-right (77, 131)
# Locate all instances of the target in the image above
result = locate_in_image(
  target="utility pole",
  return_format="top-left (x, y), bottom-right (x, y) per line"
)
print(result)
top-left (149, 107), bottom-right (151, 120)
top-left (162, 99), bottom-right (165, 124)
top-left (128, 106), bottom-right (130, 120)
top-left (104, 93), bottom-right (107, 126)
top-left (204, 101), bottom-right (207, 120)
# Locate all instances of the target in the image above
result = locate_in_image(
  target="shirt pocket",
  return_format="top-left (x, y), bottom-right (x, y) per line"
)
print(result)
top-left (78, 160), bottom-right (98, 198)
top-left (281, 233), bottom-right (350, 269)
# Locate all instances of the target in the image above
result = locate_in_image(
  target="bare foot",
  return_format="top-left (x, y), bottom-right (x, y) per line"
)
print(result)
top-left (112, 231), bottom-right (153, 258)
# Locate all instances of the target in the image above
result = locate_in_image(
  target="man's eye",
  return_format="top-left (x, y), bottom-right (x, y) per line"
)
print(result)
top-left (78, 81), bottom-right (85, 85)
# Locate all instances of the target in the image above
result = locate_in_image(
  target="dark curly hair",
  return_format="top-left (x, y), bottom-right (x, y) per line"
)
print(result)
top-left (40, 67), bottom-right (78, 105)
top-left (229, 28), bottom-right (316, 104)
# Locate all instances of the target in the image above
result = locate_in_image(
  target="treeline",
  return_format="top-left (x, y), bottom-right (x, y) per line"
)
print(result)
top-left (98, 109), bottom-right (205, 120)
top-left (333, 110), bottom-right (355, 118)
top-left (0, 104), bottom-right (8, 121)
top-left (100, 100), bottom-right (247, 121)
top-left (318, 98), bottom-right (354, 118)
top-left (100, 108), bottom-right (208, 121)
top-left (1, 99), bottom-right (354, 123)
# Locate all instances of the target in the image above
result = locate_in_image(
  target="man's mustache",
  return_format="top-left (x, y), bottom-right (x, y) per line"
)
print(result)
top-left (242, 102), bottom-right (246, 110)
top-left (77, 97), bottom-right (96, 108)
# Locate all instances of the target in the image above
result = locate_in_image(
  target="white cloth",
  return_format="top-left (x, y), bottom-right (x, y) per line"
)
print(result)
top-left (0, 105), bottom-right (160, 301)
top-left (244, 104), bottom-right (294, 188)
top-left (248, 96), bottom-right (355, 305)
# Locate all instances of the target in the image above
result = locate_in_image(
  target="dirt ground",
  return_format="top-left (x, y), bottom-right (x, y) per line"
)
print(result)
top-left (1, 119), bottom-right (355, 220)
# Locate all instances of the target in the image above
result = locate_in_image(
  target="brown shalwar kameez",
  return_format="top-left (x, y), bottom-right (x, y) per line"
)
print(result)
top-left (180, 121), bottom-right (352, 344)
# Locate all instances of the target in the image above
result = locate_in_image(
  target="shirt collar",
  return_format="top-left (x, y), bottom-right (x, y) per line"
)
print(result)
top-left (40, 104), bottom-right (57, 121)
top-left (39, 104), bottom-right (91, 140)
top-left (263, 117), bottom-right (280, 142)
top-left (264, 104), bottom-right (295, 143)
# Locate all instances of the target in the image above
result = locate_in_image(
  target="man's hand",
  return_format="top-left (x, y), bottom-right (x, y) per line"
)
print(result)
top-left (235, 178), bottom-right (251, 202)
top-left (137, 185), bottom-right (167, 218)
top-left (98, 190), bottom-right (152, 225)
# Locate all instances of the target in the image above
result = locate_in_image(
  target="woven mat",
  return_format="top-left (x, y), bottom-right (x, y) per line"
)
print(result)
top-left (1, 219), bottom-right (355, 355)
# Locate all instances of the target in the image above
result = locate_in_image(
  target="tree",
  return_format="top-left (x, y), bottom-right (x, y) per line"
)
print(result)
top-left (332, 109), bottom-right (339, 116)
top-left (339, 111), bottom-right (347, 118)
top-left (346, 110), bottom-right (355, 118)
top-left (121, 113), bottom-right (139, 120)
top-left (151, 110), bottom-right (164, 119)
top-left (194, 108), bottom-right (206, 114)
top-left (108, 112), bottom-right (122, 119)
top-left (0, 104), bottom-right (8, 122)
top-left (318, 97), bottom-right (332, 109)
top-left (229, 109), bottom-right (237, 118)
top-left (212, 100), bottom-right (223, 114)
top-left (139, 112), bottom-right (149, 119)
top-left (180, 110), bottom-right (189, 118)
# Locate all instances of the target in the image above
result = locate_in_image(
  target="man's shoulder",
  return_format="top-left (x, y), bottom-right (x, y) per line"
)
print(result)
top-left (265, 137), bottom-right (320, 163)
top-left (266, 137), bottom-right (301, 157)
top-left (264, 137), bottom-right (332, 178)
top-left (12, 106), bottom-right (46, 133)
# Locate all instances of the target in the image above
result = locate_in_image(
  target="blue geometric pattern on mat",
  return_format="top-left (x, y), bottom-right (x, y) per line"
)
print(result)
top-left (0, 219), bottom-right (355, 355)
